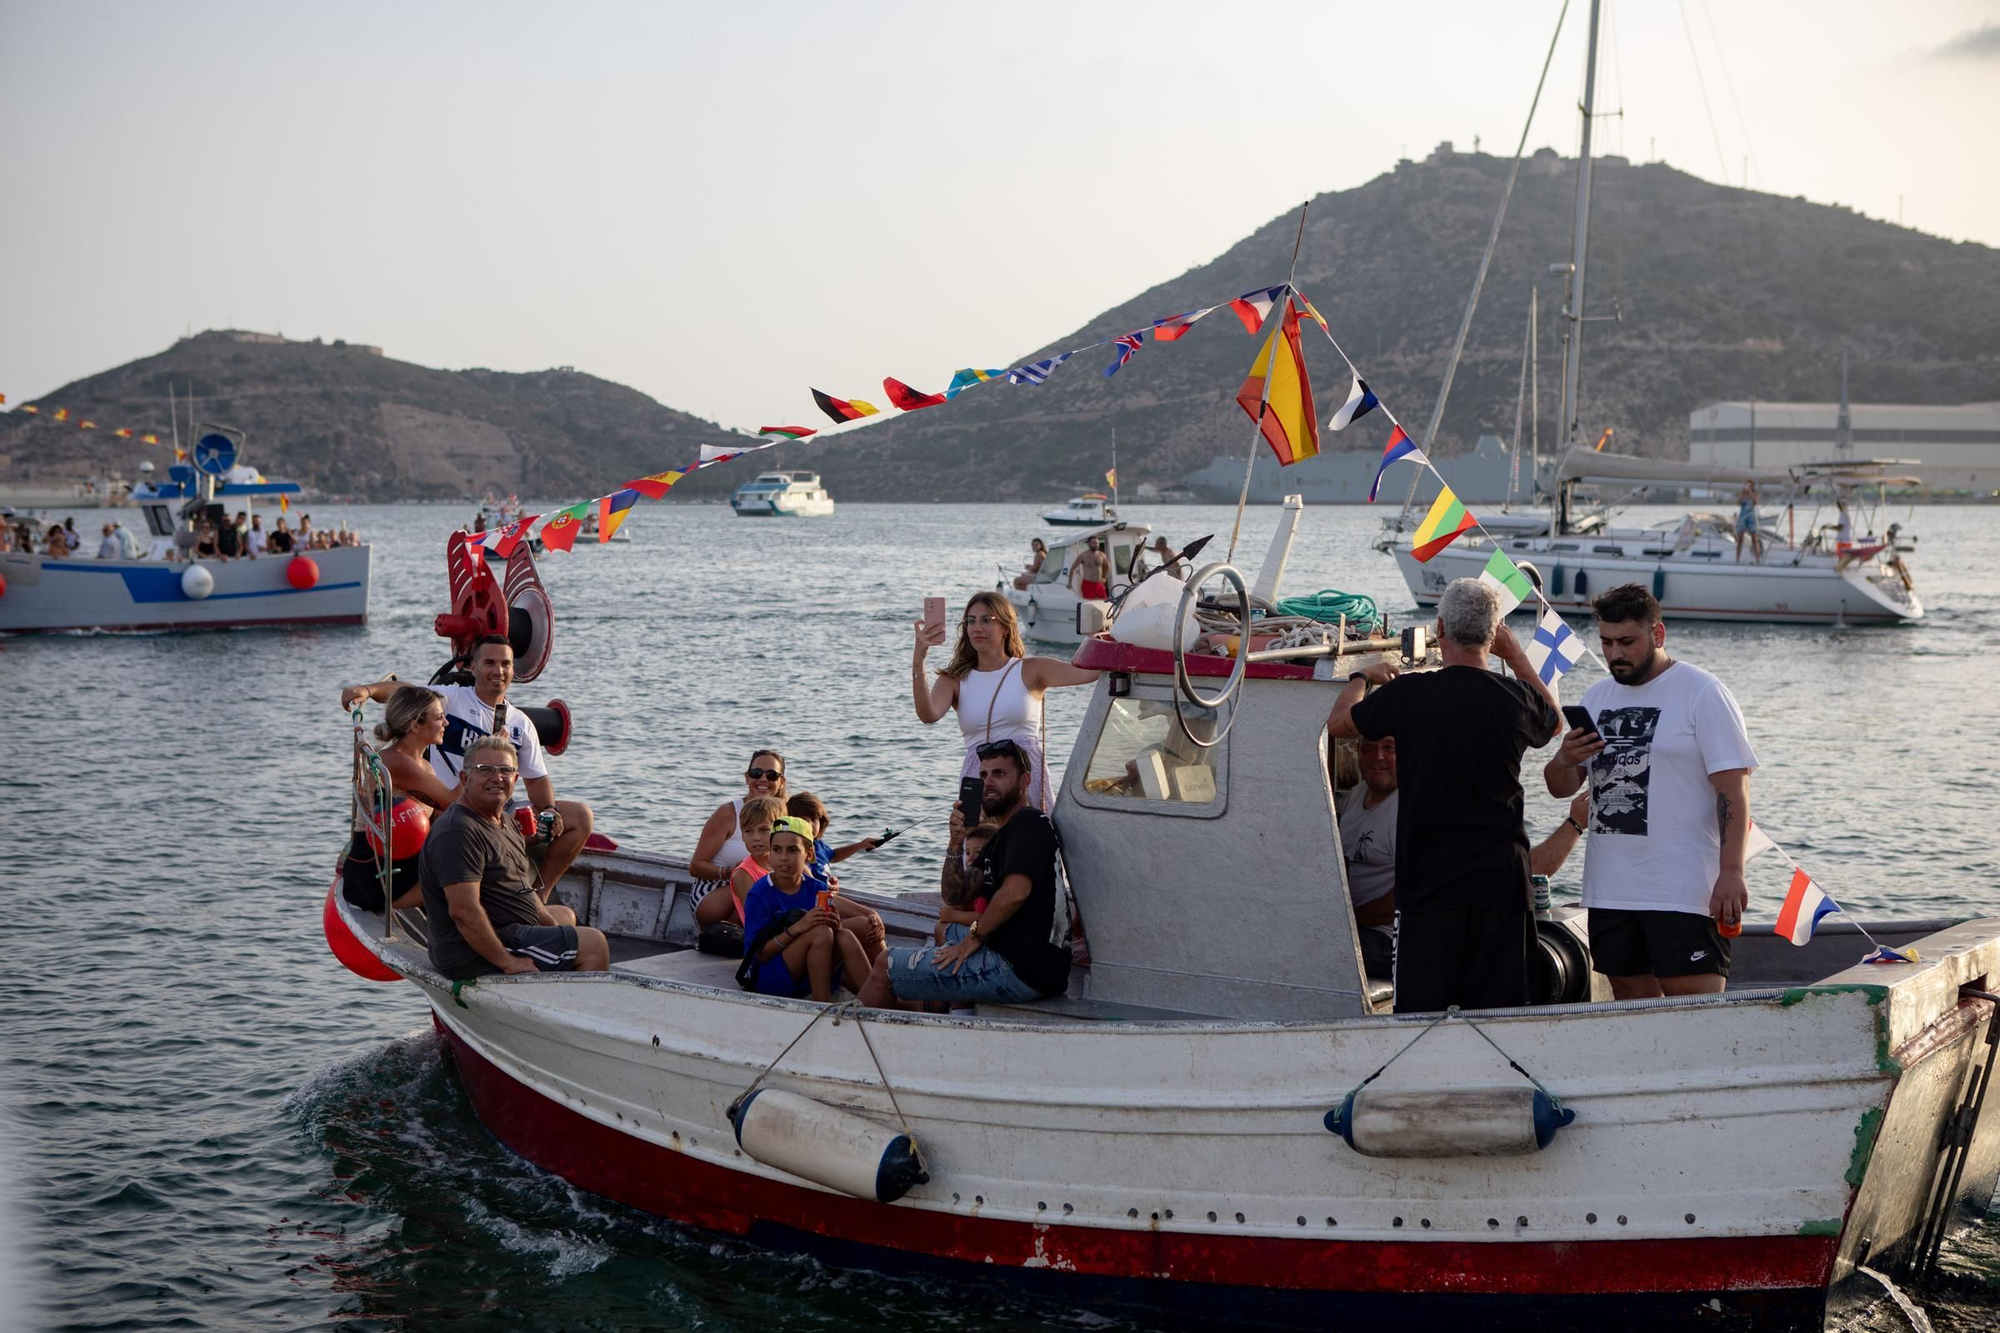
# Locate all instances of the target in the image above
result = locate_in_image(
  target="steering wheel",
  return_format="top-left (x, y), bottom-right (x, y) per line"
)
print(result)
top-left (1171, 562), bottom-right (1249, 748)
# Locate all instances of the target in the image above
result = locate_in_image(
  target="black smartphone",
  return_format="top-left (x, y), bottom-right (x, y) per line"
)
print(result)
top-left (958, 776), bottom-right (986, 827)
top-left (1562, 705), bottom-right (1598, 735)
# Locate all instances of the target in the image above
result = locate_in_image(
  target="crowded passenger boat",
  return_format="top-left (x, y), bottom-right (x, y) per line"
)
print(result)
top-left (317, 525), bottom-right (2000, 1332)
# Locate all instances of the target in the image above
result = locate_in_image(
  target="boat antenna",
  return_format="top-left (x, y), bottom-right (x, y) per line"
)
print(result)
top-left (1557, 0), bottom-right (1604, 459)
top-left (1395, 0), bottom-right (1572, 526)
top-left (1227, 200), bottom-right (1310, 562)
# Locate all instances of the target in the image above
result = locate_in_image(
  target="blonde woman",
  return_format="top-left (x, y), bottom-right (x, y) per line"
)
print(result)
top-left (912, 591), bottom-right (1097, 811)
top-left (342, 687), bottom-right (456, 912)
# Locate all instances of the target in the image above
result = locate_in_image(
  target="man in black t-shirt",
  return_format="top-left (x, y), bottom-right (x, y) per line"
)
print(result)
top-left (1327, 578), bottom-right (1561, 1012)
top-left (860, 740), bottom-right (1072, 1008)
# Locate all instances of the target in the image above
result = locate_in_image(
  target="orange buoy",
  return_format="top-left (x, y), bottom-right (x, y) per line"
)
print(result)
top-left (365, 797), bottom-right (430, 860)
top-left (287, 555), bottom-right (320, 589)
top-left (322, 883), bottom-right (402, 982)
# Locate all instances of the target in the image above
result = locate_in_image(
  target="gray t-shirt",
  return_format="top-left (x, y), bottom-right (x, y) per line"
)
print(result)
top-left (419, 803), bottom-right (543, 979)
top-left (1338, 784), bottom-right (1399, 908)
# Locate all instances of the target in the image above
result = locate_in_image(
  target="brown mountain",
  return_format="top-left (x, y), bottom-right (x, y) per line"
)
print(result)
top-left (7, 146), bottom-right (1996, 503)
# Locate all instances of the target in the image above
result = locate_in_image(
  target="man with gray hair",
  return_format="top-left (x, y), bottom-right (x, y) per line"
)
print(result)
top-left (418, 733), bottom-right (610, 980)
top-left (1326, 578), bottom-right (1561, 1012)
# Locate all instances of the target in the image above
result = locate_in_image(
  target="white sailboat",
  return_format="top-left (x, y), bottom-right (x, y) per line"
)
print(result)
top-left (1378, 12), bottom-right (1923, 627)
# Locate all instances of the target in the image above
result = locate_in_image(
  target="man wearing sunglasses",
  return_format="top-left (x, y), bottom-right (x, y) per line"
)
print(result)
top-left (859, 739), bottom-right (1072, 1009)
top-left (418, 734), bottom-right (610, 980)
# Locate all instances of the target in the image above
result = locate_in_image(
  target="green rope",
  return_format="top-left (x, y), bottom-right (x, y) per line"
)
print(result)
top-left (1273, 588), bottom-right (1380, 627)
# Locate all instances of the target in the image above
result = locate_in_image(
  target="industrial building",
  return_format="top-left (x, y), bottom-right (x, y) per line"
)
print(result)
top-left (1688, 400), bottom-right (2000, 492)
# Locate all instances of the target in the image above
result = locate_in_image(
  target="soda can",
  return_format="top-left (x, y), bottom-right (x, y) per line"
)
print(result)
top-left (536, 808), bottom-right (556, 843)
top-left (1531, 874), bottom-right (1552, 915)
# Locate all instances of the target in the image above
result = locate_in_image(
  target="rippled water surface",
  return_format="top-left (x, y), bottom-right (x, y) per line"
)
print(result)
top-left (5, 500), bottom-right (1999, 1331)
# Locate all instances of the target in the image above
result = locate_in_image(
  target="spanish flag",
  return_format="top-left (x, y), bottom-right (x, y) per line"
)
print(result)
top-left (1411, 484), bottom-right (1478, 562)
top-left (279, 493), bottom-right (290, 514)
top-left (625, 470), bottom-right (685, 500)
top-left (54, 408), bottom-right (68, 422)
top-left (114, 428), bottom-right (133, 438)
top-left (141, 433), bottom-right (158, 444)
top-left (1234, 299), bottom-right (1319, 466)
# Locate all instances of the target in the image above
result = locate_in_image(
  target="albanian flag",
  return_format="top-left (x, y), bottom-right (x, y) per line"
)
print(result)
top-left (883, 377), bottom-right (946, 412)
top-left (811, 389), bottom-right (880, 424)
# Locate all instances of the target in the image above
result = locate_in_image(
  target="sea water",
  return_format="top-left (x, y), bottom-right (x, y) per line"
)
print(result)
top-left (4, 500), bottom-right (1998, 1331)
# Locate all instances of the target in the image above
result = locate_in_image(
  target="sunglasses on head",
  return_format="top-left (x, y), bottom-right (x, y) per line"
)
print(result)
top-left (746, 767), bottom-right (783, 781)
top-left (975, 740), bottom-right (1024, 761)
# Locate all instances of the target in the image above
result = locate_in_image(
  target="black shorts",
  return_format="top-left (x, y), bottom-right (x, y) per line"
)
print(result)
top-left (498, 923), bottom-right (580, 973)
top-left (341, 830), bottom-right (419, 912)
top-left (1589, 908), bottom-right (1730, 979)
top-left (1392, 908), bottom-right (1534, 1014)
top-left (1358, 925), bottom-right (1394, 980)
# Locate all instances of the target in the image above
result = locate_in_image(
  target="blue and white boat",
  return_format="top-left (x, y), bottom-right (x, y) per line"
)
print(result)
top-left (731, 471), bottom-right (835, 518)
top-left (0, 426), bottom-right (369, 633)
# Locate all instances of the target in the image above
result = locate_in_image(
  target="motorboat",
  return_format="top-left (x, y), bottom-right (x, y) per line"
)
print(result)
top-left (320, 507), bottom-right (2000, 1330)
top-left (1382, 450), bottom-right (1923, 625)
top-left (1, 427), bottom-right (368, 633)
top-left (999, 520), bottom-right (1151, 645)
top-left (1040, 492), bottom-right (1116, 526)
top-left (731, 471), bottom-right (834, 518)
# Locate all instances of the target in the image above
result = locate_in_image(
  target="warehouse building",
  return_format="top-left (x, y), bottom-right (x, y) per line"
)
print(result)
top-left (1689, 400), bottom-right (2000, 492)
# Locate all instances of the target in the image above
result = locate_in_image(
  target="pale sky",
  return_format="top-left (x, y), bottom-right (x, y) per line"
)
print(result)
top-left (3, 0), bottom-right (1995, 435)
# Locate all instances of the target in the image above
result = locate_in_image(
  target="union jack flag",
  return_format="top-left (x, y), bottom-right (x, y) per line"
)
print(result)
top-left (1102, 331), bottom-right (1145, 378)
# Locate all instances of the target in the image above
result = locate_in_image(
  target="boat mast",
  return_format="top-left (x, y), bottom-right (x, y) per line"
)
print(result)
top-left (1556, 0), bottom-right (1603, 460)
top-left (1836, 352), bottom-right (1852, 463)
top-left (1110, 427), bottom-right (1119, 510)
top-left (1529, 285), bottom-right (1540, 494)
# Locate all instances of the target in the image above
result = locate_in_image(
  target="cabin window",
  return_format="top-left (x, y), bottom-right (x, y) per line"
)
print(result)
top-left (1075, 692), bottom-right (1225, 813)
top-left (142, 505), bottom-right (174, 538)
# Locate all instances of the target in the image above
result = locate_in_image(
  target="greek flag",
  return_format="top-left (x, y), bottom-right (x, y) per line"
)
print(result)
top-left (1526, 605), bottom-right (1585, 684)
top-left (1007, 352), bottom-right (1073, 385)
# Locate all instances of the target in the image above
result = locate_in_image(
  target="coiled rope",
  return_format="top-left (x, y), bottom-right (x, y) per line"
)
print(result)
top-left (1273, 588), bottom-right (1381, 629)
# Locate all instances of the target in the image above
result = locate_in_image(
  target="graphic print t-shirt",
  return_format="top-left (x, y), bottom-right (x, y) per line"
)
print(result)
top-left (427, 684), bottom-right (550, 786)
top-left (1337, 784), bottom-right (1398, 908)
top-left (1577, 661), bottom-right (1758, 916)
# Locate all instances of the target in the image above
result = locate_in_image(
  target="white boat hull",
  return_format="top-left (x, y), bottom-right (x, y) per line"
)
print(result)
top-left (0, 547), bottom-right (370, 632)
top-left (734, 494), bottom-right (834, 518)
top-left (1002, 582), bottom-right (1106, 645)
top-left (1389, 533), bottom-right (1921, 625)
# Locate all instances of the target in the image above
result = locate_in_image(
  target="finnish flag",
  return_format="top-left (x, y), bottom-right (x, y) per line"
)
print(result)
top-left (1329, 373), bottom-right (1381, 431)
top-left (1527, 605), bottom-right (1585, 685)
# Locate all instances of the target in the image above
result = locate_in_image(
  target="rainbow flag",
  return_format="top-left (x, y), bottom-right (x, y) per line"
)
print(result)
top-left (1233, 299), bottom-right (1319, 467)
top-left (1410, 484), bottom-right (1477, 561)
top-left (1774, 868), bottom-right (1838, 946)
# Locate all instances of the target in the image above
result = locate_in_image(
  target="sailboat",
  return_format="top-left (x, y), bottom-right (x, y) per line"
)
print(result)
top-left (1378, 19), bottom-right (1923, 627)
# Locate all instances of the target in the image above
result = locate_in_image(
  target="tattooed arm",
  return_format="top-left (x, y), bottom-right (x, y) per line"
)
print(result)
top-left (1708, 768), bottom-right (1752, 926)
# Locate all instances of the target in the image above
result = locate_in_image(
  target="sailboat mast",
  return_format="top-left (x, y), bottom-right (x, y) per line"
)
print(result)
top-left (1557, 0), bottom-right (1603, 456)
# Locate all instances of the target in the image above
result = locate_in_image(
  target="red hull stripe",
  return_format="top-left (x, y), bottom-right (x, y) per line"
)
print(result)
top-left (435, 1016), bottom-right (1838, 1298)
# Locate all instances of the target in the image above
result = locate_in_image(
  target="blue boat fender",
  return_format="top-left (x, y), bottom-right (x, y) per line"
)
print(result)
top-left (1550, 563), bottom-right (1566, 597)
top-left (731, 1087), bottom-right (929, 1203)
top-left (1324, 1086), bottom-right (1575, 1157)
top-left (1652, 566), bottom-right (1667, 599)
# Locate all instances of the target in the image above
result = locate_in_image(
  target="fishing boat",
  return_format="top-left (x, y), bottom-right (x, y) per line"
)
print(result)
top-left (998, 519), bottom-right (1151, 645)
top-left (1, 427), bottom-right (368, 633)
top-left (322, 509), bottom-right (2000, 1331)
top-left (731, 471), bottom-right (834, 518)
top-left (1375, 1), bottom-right (1922, 627)
top-left (1039, 492), bottom-right (1116, 526)
top-left (1383, 450), bottom-right (1924, 625)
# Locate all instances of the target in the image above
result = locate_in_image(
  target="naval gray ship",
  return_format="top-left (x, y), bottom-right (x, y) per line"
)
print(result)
top-left (1185, 433), bottom-right (1547, 506)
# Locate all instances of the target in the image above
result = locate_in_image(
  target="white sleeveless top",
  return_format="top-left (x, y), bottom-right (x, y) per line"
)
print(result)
top-left (713, 797), bottom-right (749, 873)
top-left (956, 660), bottom-right (1041, 753)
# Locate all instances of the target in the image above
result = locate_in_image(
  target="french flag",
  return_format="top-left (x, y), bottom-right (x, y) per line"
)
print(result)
top-left (1367, 424), bottom-right (1429, 502)
top-left (1774, 868), bottom-right (1840, 946)
top-left (1329, 373), bottom-right (1380, 431)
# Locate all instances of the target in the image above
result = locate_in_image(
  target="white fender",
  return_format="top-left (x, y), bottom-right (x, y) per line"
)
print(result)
top-left (181, 564), bottom-right (215, 600)
top-left (1325, 1086), bottom-right (1575, 1158)
top-left (731, 1088), bottom-right (928, 1203)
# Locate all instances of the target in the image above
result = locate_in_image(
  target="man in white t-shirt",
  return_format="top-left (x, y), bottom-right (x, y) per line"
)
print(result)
top-left (1544, 584), bottom-right (1756, 1000)
top-left (342, 636), bottom-right (596, 900)
top-left (246, 514), bottom-right (268, 557)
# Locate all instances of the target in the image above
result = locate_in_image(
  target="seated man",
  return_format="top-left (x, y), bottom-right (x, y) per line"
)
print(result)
top-left (860, 740), bottom-right (1071, 1009)
top-left (342, 635), bottom-right (594, 900)
top-left (418, 734), bottom-right (609, 980)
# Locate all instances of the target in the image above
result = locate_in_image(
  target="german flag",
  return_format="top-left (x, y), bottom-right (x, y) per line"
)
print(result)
top-left (883, 377), bottom-right (946, 412)
top-left (811, 389), bottom-right (879, 424)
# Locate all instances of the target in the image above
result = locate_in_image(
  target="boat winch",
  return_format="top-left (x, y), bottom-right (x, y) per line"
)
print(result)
top-left (1324, 1085), bottom-right (1574, 1157)
top-left (730, 1088), bottom-right (929, 1204)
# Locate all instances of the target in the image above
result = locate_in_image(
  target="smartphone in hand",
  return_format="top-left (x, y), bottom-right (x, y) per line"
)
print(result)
top-left (1561, 705), bottom-right (1599, 735)
top-left (923, 596), bottom-right (947, 639)
top-left (958, 776), bottom-right (986, 827)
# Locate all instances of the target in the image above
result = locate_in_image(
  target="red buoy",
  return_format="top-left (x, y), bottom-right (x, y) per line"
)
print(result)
top-left (0, 571), bottom-right (7, 598)
top-left (365, 797), bottom-right (431, 860)
top-left (287, 555), bottom-right (320, 589)
top-left (322, 883), bottom-right (402, 982)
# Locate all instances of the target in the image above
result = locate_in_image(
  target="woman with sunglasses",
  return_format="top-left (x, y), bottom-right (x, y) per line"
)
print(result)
top-left (912, 591), bottom-right (1098, 811)
top-left (342, 687), bottom-right (459, 912)
top-left (690, 749), bottom-right (788, 883)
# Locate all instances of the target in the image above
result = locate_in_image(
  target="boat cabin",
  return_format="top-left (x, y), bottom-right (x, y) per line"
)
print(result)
top-left (1016, 522), bottom-right (1150, 590)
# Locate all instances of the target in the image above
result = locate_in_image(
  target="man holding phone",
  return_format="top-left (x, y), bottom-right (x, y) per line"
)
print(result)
top-left (1544, 584), bottom-right (1757, 1000)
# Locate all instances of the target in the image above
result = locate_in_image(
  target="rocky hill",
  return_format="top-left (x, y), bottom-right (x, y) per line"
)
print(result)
top-left (7, 147), bottom-right (1996, 503)
top-left (0, 332), bottom-right (738, 501)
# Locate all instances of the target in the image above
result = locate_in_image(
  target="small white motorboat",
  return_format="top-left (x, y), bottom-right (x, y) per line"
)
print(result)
top-left (1040, 492), bottom-right (1116, 526)
top-left (999, 520), bottom-right (1150, 645)
top-left (732, 471), bottom-right (834, 518)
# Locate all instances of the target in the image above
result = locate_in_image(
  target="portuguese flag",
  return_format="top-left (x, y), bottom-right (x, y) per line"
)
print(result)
top-left (1411, 484), bottom-right (1478, 562)
top-left (757, 425), bottom-right (816, 441)
top-left (811, 389), bottom-right (879, 424)
top-left (540, 504), bottom-right (589, 553)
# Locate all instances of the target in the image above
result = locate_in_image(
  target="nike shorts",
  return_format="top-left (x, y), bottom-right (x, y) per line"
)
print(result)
top-left (1588, 907), bottom-right (1731, 979)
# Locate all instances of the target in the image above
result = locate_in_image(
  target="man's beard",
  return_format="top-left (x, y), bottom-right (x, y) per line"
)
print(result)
top-left (1609, 646), bottom-right (1659, 682)
top-left (982, 786), bottom-right (1017, 815)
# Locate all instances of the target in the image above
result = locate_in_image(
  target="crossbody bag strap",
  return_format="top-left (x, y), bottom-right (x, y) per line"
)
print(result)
top-left (984, 658), bottom-right (1021, 743)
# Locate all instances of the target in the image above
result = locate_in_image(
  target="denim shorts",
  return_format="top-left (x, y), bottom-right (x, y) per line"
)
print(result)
top-left (886, 925), bottom-right (1044, 1004)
